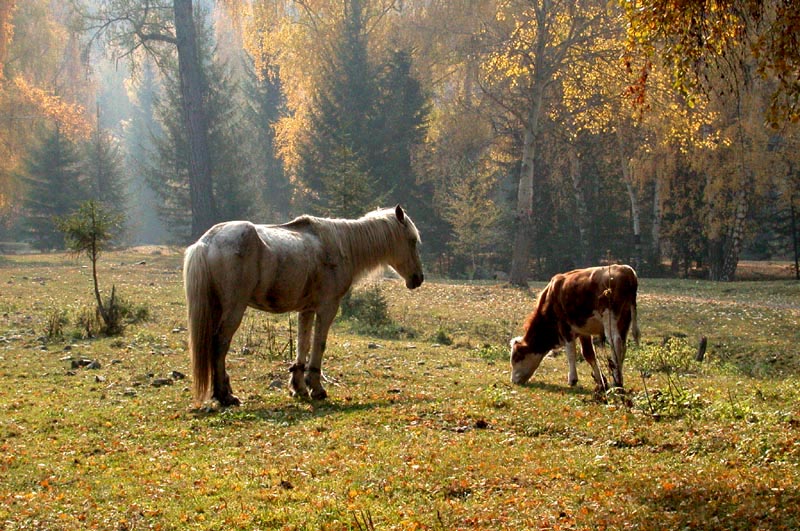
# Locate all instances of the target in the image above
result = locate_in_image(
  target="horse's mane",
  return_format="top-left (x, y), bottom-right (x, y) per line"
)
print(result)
top-left (280, 208), bottom-right (419, 277)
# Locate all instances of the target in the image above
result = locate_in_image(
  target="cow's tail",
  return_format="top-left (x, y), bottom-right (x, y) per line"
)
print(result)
top-left (184, 242), bottom-right (217, 405)
top-left (630, 301), bottom-right (640, 346)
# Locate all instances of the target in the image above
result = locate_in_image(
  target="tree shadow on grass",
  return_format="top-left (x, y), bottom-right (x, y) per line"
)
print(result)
top-left (594, 477), bottom-right (800, 531)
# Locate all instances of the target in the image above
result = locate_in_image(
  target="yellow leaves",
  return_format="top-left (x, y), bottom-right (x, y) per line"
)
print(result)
top-left (11, 76), bottom-right (90, 140)
top-left (0, 1), bottom-right (15, 75)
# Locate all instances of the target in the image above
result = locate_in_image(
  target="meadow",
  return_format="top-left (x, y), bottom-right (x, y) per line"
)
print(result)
top-left (1, 250), bottom-right (799, 530)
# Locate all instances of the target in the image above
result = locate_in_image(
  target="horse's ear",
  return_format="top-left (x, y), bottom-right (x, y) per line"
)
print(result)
top-left (395, 204), bottom-right (406, 225)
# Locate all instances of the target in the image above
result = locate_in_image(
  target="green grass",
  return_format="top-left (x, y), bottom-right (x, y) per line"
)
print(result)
top-left (1, 250), bottom-right (799, 530)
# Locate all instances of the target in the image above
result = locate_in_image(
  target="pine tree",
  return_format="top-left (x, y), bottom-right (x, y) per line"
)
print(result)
top-left (57, 200), bottom-right (125, 335)
top-left (244, 54), bottom-right (291, 221)
top-left (84, 112), bottom-right (127, 219)
top-left (145, 7), bottom-right (256, 242)
top-left (662, 157), bottom-right (707, 276)
top-left (145, 73), bottom-right (192, 242)
top-left (125, 59), bottom-right (170, 244)
top-left (296, 0), bottom-right (380, 217)
top-left (442, 163), bottom-right (502, 277)
top-left (20, 126), bottom-right (87, 249)
top-left (372, 49), bottom-right (431, 220)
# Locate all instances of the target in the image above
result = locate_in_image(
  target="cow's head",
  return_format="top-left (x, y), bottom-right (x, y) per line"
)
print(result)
top-left (510, 336), bottom-right (546, 385)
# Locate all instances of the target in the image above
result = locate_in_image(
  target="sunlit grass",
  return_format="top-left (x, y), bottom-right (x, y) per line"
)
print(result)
top-left (1, 250), bottom-right (799, 529)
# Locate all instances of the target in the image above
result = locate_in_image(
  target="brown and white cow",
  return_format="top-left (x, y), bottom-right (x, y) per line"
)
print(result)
top-left (510, 264), bottom-right (640, 390)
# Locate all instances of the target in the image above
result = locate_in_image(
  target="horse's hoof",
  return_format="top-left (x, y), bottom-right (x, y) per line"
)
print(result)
top-left (218, 394), bottom-right (241, 407)
top-left (289, 377), bottom-right (308, 397)
top-left (568, 378), bottom-right (578, 387)
top-left (290, 389), bottom-right (308, 400)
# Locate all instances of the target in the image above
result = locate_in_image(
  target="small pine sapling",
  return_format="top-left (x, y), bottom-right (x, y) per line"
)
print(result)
top-left (57, 200), bottom-right (125, 335)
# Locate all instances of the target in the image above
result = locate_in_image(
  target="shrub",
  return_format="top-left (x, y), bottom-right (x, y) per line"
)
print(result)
top-left (100, 290), bottom-right (151, 336)
top-left (475, 343), bottom-right (506, 361)
top-left (432, 326), bottom-right (453, 346)
top-left (628, 336), bottom-right (699, 375)
top-left (340, 285), bottom-right (413, 339)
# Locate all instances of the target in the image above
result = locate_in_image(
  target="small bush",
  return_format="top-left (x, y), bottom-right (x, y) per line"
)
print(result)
top-left (476, 343), bottom-right (506, 361)
top-left (118, 298), bottom-right (151, 325)
top-left (636, 378), bottom-right (705, 420)
top-left (340, 285), bottom-right (391, 324)
top-left (629, 337), bottom-right (699, 375)
top-left (432, 326), bottom-right (453, 346)
top-left (480, 384), bottom-right (511, 409)
top-left (98, 289), bottom-right (151, 336)
top-left (340, 285), bottom-right (413, 339)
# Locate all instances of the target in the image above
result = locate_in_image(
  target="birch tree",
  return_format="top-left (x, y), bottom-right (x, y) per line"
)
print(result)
top-left (479, 0), bottom-right (610, 286)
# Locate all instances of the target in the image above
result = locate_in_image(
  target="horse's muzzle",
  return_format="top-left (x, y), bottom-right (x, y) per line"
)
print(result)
top-left (408, 272), bottom-right (424, 289)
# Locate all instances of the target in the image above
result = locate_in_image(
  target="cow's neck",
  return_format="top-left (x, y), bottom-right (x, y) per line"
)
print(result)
top-left (523, 312), bottom-right (561, 354)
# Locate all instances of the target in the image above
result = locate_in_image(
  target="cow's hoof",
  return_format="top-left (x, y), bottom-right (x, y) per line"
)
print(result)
top-left (568, 378), bottom-right (578, 387)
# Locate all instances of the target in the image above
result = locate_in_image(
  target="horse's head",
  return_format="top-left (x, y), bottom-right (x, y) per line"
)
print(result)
top-left (510, 336), bottom-right (545, 384)
top-left (390, 205), bottom-right (424, 290)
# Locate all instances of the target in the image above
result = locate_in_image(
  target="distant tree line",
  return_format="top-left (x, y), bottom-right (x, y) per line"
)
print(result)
top-left (1, 0), bottom-right (798, 281)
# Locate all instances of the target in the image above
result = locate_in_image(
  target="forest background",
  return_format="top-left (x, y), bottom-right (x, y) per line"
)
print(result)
top-left (0, 0), bottom-right (798, 284)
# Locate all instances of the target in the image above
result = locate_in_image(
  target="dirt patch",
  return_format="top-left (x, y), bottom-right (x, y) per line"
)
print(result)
top-left (126, 245), bottom-right (182, 256)
top-left (735, 260), bottom-right (798, 280)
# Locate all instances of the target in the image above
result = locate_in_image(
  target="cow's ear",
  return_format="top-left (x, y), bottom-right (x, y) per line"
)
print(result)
top-left (395, 204), bottom-right (405, 224)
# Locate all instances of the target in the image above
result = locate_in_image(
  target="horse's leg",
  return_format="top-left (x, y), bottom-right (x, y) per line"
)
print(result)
top-left (579, 335), bottom-right (607, 391)
top-left (565, 339), bottom-right (579, 386)
top-left (305, 305), bottom-right (337, 400)
top-left (211, 302), bottom-right (248, 406)
top-left (289, 311), bottom-right (314, 397)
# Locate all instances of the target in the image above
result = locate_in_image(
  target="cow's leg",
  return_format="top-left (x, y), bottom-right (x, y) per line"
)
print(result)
top-left (564, 339), bottom-right (579, 386)
top-left (305, 304), bottom-right (337, 400)
top-left (211, 302), bottom-right (248, 406)
top-left (604, 311), bottom-right (625, 388)
top-left (579, 335), bottom-right (607, 391)
top-left (289, 311), bottom-right (314, 397)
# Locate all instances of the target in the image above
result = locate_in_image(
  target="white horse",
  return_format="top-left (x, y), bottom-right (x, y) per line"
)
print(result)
top-left (183, 205), bottom-right (424, 406)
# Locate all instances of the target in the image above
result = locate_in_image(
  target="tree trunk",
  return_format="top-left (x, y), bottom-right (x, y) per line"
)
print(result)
top-left (174, 0), bottom-right (217, 241)
top-left (509, 88), bottom-right (545, 287)
top-left (791, 191), bottom-right (799, 280)
top-left (720, 185), bottom-right (749, 281)
top-left (509, 125), bottom-right (535, 287)
top-left (568, 147), bottom-right (590, 266)
top-left (617, 128), bottom-right (641, 269)
top-left (0, 1), bottom-right (14, 76)
top-left (650, 172), bottom-right (663, 271)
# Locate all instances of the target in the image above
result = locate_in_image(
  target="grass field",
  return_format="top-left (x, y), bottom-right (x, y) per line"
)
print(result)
top-left (1, 250), bottom-right (799, 530)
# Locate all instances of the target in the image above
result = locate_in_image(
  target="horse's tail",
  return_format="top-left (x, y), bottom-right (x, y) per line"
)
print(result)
top-left (184, 242), bottom-right (217, 405)
top-left (630, 300), bottom-right (640, 346)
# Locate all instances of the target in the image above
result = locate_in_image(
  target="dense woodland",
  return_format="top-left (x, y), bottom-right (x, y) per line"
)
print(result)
top-left (0, 0), bottom-right (798, 282)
